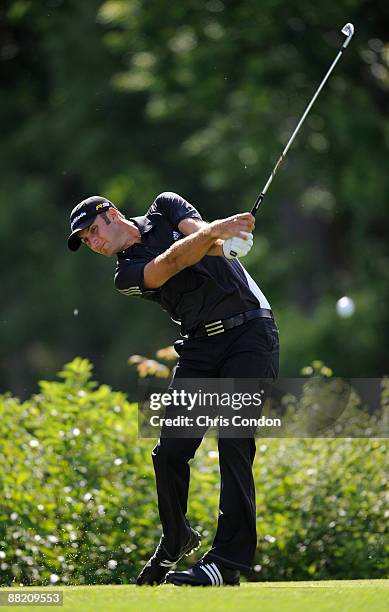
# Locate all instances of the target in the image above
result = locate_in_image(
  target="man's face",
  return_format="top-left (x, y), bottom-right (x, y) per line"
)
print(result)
top-left (78, 212), bottom-right (119, 257)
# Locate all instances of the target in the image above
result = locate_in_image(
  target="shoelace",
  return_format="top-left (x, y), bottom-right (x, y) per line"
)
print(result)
top-left (199, 562), bottom-right (224, 586)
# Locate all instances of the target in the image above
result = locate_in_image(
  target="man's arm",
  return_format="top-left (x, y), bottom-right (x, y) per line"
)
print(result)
top-left (143, 213), bottom-right (255, 289)
top-left (178, 217), bottom-right (254, 259)
top-left (178, 218), bottom-right (224, 256)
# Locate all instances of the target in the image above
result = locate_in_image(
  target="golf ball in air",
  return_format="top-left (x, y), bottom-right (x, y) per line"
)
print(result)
top-left (336, 296), bottom-right (355, 318)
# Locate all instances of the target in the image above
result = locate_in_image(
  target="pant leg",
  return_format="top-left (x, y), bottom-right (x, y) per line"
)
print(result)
top-left (152, 349), bottom-right (217, 557)
top-left (204, 317), bottom-right (280, 570)
top-left (152, 436), bottom-right (202, 556)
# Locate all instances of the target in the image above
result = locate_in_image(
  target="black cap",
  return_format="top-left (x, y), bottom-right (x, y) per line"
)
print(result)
top-left (68, 196), bottom-right (116, 251)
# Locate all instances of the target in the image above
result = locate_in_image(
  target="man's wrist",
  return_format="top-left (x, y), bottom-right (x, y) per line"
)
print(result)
top-left (207, 221), bottom-right (220, 241)
top-left (206, 239), bottom-right (224, 257)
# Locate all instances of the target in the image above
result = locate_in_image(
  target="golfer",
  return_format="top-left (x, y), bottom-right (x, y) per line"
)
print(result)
top-left (68, 192), bottom-right (279, 586)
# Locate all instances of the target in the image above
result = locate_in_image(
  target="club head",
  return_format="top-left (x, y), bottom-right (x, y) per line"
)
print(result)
top-left (341, 23), bottom-right (354, 48)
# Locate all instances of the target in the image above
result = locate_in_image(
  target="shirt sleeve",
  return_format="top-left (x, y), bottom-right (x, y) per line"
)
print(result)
top-left (152, 192), bottom-right (202, 229)
top-left (114, 260), bottom-right (155, 296)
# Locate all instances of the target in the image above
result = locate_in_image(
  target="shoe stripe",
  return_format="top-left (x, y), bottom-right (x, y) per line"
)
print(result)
top-left (202, 563), bottom-right (223, 586)
top-left (206, 563), bottom-right (220, 586)
top-left (211, 563), bottom-right (224, 586)
top-left (200, 564), bottom-right (216, 585)
top-left (207, 563), bottom-right (221, 586)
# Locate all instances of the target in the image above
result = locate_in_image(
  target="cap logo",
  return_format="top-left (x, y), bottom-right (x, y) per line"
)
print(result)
top-left (96, 202), bottom-right (110, 210)
top-left (72, 211), bottom-right (87, 228)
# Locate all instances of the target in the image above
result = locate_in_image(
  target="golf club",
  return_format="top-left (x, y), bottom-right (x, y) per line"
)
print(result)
top-left (250, 23), bottom-right (355, 217)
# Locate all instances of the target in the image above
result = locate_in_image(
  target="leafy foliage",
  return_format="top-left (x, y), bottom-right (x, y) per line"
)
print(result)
top-left (0, 359), bottom-right (388, 585)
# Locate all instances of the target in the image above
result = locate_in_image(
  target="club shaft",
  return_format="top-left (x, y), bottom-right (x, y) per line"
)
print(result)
top-left (251, 39), bottom-right (350, 216)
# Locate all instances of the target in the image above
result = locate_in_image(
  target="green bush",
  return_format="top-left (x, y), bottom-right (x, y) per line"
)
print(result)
top-left (0, 359), bottom-right (388, 585)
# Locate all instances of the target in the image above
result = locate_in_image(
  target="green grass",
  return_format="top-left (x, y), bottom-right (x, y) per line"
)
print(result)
top-left (1, 581), bottom-right (389, 612)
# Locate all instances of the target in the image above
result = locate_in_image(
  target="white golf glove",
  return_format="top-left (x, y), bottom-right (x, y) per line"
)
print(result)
top-left (222, 232), bottom-right (254, 259)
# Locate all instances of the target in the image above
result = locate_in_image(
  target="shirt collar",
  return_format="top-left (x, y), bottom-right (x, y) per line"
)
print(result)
top-left (129, 215), bottom-right (154, 235)
top-left (117, 214), bottom-right (154, 259)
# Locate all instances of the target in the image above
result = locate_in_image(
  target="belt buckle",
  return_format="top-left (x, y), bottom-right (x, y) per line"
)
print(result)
top-left (205, 320), bottom-right (225, 336)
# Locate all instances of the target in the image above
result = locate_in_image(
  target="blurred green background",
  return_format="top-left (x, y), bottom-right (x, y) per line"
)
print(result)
top-left (1, 0), bottom-right (388, 397)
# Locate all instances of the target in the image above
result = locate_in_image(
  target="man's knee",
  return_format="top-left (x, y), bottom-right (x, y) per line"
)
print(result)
top-left (152, 439), bottom-right (199, 466)
top-left (218, 436), bottom-right (256, 459)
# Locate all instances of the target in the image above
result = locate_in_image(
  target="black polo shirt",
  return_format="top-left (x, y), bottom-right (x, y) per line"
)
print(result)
top-left (114, 192), bottom-right (271, 336)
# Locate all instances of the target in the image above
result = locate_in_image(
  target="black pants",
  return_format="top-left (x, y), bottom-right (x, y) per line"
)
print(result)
top-left (151, 317), bottom-right (280, 571)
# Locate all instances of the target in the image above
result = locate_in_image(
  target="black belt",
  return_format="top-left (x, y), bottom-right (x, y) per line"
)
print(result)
top-left (188, 308), bottom-right (273, 339)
